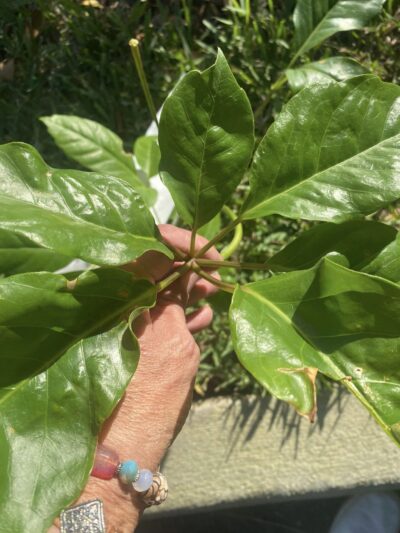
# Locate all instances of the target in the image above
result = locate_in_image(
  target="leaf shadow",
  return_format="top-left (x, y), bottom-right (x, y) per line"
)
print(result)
top-left (222, 385), bottom-right (348, 459)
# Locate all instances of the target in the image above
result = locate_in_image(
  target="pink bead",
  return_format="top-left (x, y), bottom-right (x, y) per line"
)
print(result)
top-left (91, 444), bottom-right (120, 480)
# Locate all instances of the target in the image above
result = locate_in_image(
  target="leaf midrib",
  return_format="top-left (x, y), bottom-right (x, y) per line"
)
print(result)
top-left (245, 131), bottom-right (400, 218)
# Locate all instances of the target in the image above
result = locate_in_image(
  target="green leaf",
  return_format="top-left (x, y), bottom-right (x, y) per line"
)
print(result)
top-left (292, 0), bottom-right (384, 61)
top-left (0, 322), bottom-right (140, 531)
top-left (41, 115), bottom-right (157, 209)
top-left (41, 115), bottom-right (139, 186)
top-left (0, 143), bottom-right (171, 265)
top-left (198, 212), bottom-right (221, 240)
top-left (0, 268), bottom-right (156, 387)
top-left (269, 220), bottom-right (397, 272)
top-left (0, 229), bottom-right (70, 276)
top-left (242, 77), bottom-right (400, 222)
top-left (362, 231), bottom-right (400, 283)
top-left (134, 135), bottom-right (161, 179)
top-left (286, 56), bottom-right (368, 92)
top-left (230, 258), bottom-right (400, 444)
top-left (159, 49), bottom-right (254, 228)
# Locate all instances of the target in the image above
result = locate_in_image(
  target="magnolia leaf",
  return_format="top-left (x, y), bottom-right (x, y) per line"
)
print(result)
top-left (41, 115), bottom-right (140, 186)
top-left (0, 229), bottom-right (70, 276)
top-left (292, 0), bottom-right (384, 61)
top-left (269, 220), bottom-right (397, 272)
top-left (0, 323), bottom-right (140, 531)
top-left (286, 56), bottom-right (368, 92)
top-left (198, 213), bottom-right (221, 240)
top-left (159, 49), bottom-right (254, 228)
top-left (41, 115), bottom-right (157, 208)
top-left (0, 269), bottom-right (156, 387)
top-left (362, 231), bottom-right (400, 283)
top-left (134, 135), bottom-right (161, 179)
top-left (0, 143), bottom-right (171, 265)
top-left (242, 77), bottom-right (400, 222)
top-left (230, 259), bottom-right (400, 444)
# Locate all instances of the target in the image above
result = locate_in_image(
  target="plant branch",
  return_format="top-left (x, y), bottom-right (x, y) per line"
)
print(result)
top-left (129, 39), bottom-right (159, 127)
top-left (196, 258), bottom-right (270, 270)
top-left (194, 216), bottom-right (242, 259)
top-left (191, 263), bottom-right (236, 293)
top-left (155, 262), bottom-right (192, 293)
top-left (220, 205), bottom-right (243, 259)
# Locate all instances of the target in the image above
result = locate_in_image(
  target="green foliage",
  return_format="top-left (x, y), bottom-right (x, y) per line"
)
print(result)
top-left (0, 143), bottom-right (170, 265)
top-left (159, 50), bottom-right (254, 228)
top-left (1, 1), bottom-right (400, 527)
top-left (243, 76), bottom-right (400, 221)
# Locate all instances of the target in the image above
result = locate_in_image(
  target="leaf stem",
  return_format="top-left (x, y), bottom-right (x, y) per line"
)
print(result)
top-left (271, 73), bottom-right (288, 92)
top-left (196, 258), bottom-right (270, 270)
top-left (129, 39), bottom-right (159, 127)
top-left (194, 216), bottom-right (242, 259)
top-left (155, 262), bottom-right (192, 292)
top-left (191, 263), bottom-right (236, 293)
top-left (220, 205), bottom-right (243, 259)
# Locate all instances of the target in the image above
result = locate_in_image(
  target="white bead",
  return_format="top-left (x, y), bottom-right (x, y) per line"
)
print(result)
top-left (132, 469), bottom-right (153, 492)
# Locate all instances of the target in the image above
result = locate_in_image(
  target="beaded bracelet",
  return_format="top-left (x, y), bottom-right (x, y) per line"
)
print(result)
top-left (90, 444), bottom-right (168, 505)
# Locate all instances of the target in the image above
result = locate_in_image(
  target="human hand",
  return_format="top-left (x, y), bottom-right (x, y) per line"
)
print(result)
top-left (54, 225), bottom-right (221, 532)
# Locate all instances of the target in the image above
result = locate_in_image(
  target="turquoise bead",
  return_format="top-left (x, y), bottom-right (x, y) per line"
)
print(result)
top-left (118, 460), bottom-right (139, 484)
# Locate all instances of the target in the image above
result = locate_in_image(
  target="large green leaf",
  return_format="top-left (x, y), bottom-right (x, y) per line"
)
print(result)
top-left (269, 220), bottom-right (397, 272)
top-left (292, 0), bottom-right (384, 63)
top-left (242, 77), bottom-right (400, 222)
top-left (0, 268), bottom-right (155, 387)
top-left (0, 143), bottom-right (171, 265)
top-left (362, 231), bottom-right (400, 283)
top-left (159, 49), bottom-right (254, 228)
top-left (230, 258), bottom-right (400, 444)
top-left (286, 56), bottom-right (368, 92)
top-left (0, 229), bottom-right (70, 276)
top-left (0, 322), bottom-right (140, 531)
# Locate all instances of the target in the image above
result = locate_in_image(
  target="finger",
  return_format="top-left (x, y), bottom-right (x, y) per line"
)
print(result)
top-left (186, 305), bottom-right (213, 333)
top-left (188, 274), bottom-right (220, 305)
top-left (159, 224), bottom-right (222, 261)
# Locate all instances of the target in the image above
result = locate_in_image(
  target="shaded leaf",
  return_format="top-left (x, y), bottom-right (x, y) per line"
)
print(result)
top-left (286, 56), bottom-right (368, 92)
top-left (134, 135), bottom-right (161, 179)
top-left (362, 231), bottom-right (400, 283)
top-left (0, 268), bottom-right (155, 386)
top-left (242, 77), bottom-right (400, 222)
top-left (292, 0), bottom-right (384, 61)
top-left (269, 220), bottom-right (397, 272)
top-left (41, 116), bottom-right (157, 209)
top-left (0, 323), bottom-right (140, 531)
top-left (198, 212), bottom-right (221, 240)
top-left (0, 229), bottom-right (70, 276)
top-left (230, 258), bottom-right (400, 444)
top-left (0, 143), bottom-right (171, 265)
top-left (159, 49), bottom-right (254, 228)
top-left (41, 115), bottom-right (139, 186)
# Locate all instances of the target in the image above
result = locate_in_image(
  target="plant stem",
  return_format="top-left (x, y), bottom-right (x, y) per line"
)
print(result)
top-left (271, 73), bottom-right (288, 92)
top-left (191, 263), bottom-right (236, 293)
top-left (155, 262), bottom-right (192, 293)
top-left (194, 216), bottom-right (242, 259)
top-left (220, 206), bottom-right (243, 259)
top-left (129, 39), bottom-right (159, 127)
top-left (196, 258), bottom-right (270, 270)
